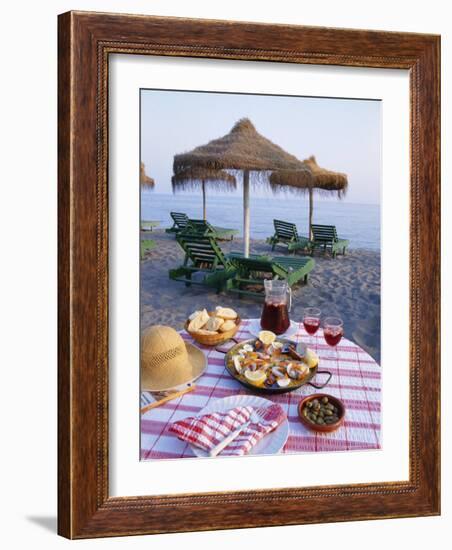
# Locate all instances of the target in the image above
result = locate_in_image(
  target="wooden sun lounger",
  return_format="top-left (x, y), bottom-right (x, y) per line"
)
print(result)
top-left (169, 234), bottom-right (235, 292)
top-left (141, 220), bottom-right (160, 232)
top-left (166, 213), bottom-right (238, 240)
top-left (227, 254), bottom-right (315, 297)
top-left (183, 219), bottom-right (239, 241)
top-left (310, 224), bottom-right (349, 258)
top-left (266, 219), bottom-right (311, 253)
top-left (165, 212), bottom-right (190, 234)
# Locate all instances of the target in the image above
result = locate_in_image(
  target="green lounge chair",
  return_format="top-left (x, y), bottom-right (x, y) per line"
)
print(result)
top-left (227, 251), bottom-right (272, 261)
top-left (183, 219), bottom-right (239, 241)
top-left (310, 224), bottom-right (349, 258)
top-left (141, 220), bottom-right (160, 232)
top-left (165, 212), bottom-right (190, 234)
top-left (169, 234), bottom-right (235, 292)
top-left (141, 220), bottom-right (160, 231)
top-left (227, 255), bottom-right (315, 298)
top-left (266, 219), bottom-right (311, 253)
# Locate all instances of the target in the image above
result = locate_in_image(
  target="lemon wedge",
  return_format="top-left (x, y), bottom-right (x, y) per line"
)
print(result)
top-left (244, 369), bottom-right (267, 386)
top-left (277, 377), bottom-right (291, 388)
top-left (305, 349), bottom-right (319, 368)
top-left (232, 356), bottom-right (243, 374)
top-left (258, 330), bottom-right (276, 345)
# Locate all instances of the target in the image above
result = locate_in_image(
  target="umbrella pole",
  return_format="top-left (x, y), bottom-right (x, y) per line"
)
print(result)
top-left (308, 187), bottom-right (313, 240)
top-left (243, 170), bottom-right (250, 258)
top-left (202, 180), bottom-right (206, 220)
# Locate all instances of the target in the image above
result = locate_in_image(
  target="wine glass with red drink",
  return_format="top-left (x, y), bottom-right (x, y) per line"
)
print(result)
top-left (323, 317), bottom-right (343, 359)
top-left (303, 307), bottom-right (321, 348)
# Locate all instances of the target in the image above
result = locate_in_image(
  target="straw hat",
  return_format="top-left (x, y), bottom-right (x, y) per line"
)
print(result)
top-left (141, 325), bottom-right (206, 392)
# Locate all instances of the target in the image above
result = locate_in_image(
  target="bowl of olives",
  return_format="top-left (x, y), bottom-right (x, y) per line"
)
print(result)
top-left (298, 394), bottom-right (345, 432)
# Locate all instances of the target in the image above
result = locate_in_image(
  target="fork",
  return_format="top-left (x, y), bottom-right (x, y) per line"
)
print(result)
top-left (208, 408), bottom-right (262, 457)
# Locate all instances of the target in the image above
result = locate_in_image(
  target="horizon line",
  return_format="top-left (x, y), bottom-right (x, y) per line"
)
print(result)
top-left (142, 190), bottom-right (380, 207)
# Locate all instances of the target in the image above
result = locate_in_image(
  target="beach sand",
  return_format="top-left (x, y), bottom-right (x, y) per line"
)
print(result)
top-left (141, 230), bottom-right (381, 363)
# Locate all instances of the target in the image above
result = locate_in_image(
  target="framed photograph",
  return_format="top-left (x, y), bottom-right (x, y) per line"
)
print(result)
top-left (58, 11), bottom-right (440, 538)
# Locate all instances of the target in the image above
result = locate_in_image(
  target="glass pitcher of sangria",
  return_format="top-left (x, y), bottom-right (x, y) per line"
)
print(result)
top-left (260, 280), bottom-right (292, 335)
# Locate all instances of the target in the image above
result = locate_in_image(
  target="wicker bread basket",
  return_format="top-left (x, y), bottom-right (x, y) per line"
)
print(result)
top-left (184, 313), bottom-right (241, 346)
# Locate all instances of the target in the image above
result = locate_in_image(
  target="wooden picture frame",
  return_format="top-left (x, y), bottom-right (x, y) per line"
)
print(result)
top-left (58, 11), bottom-right (440, 538)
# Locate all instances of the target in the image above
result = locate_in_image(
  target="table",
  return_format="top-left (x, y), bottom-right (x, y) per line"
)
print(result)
top-left (141, 319), bottom-right (381, 460)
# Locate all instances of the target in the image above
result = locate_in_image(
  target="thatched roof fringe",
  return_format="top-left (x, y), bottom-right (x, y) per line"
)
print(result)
top-left (171, 178), bottom-right (237, 193)
top-left (141, 179), bottom-right (155, 188)
top-left (303, 155), bottom-right (348, 193)
top-left (171, 167), bottom-right (237, 193)
top-left (140, 161), bottom-right (155, 188)
top-left (269, 156), bottom-right (348, 197)
top-left (269, 185), bottom-right (346, 198)
top-left (172, 171), bottom-right (235, 184)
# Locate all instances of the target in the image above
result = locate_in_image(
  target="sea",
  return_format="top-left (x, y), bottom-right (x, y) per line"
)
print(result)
top-left (141, 192), bottom-right (380, 251)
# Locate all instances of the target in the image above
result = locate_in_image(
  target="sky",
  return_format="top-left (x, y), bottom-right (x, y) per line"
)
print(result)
top-left (140, 89), bottom-right (381, 205)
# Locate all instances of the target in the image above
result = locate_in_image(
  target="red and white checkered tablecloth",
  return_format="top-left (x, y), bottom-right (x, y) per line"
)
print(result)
top-left (141, 319), bottom-right (381, 460)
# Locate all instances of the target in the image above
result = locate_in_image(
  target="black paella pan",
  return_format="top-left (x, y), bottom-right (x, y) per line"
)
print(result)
top-left (217, 338), bottom-right (332, 395)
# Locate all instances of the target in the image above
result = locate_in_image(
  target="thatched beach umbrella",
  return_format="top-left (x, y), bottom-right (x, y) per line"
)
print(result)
top-left (171, 167), bottom-right (236, 220)
top-left (140, 162), bottom-right (155, 188)
top-left (173, 118), bottom-right (303, 256)
top-left (270, 155), bottom-right (348, 238)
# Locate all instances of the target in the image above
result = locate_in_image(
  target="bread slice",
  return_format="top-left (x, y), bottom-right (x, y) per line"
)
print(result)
top-left (204, 316), bottom-right (224, 332)
top-left (188, 309), bottom-right (209, 332)
top-left (219, 319), bottom-right (236, 332)
top-left (215, 307), bottom-right (237, 320)
top-left (188, 310), bottom-right (201, 321)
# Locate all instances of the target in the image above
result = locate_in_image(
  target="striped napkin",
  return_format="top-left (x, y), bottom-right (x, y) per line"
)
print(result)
top-left (169, 404), bottom-right (286, 456)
